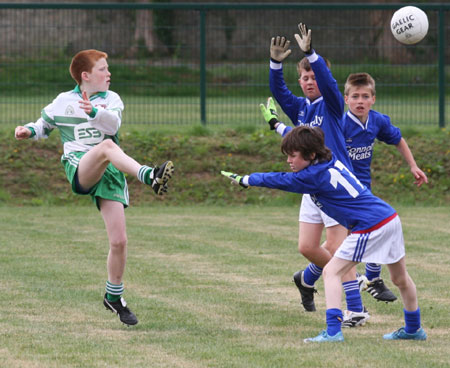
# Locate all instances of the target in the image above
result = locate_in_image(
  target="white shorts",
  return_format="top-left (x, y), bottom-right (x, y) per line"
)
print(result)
top-left (334, 214), bottom-right (405, 264)
top-left (299, 194), bottom-right (340, 228)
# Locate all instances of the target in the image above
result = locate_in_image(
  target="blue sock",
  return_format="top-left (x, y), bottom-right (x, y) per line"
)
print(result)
top-left (303, 263), bottom-right (323, 287)
top-left (343, 280), bottom-right (363, 312)
top-left (365, 263), bottom-right (382, 281)
top-left (404, 308), bottom-right (421, 334)
top-left (326, 308), bottom-right (343, 336)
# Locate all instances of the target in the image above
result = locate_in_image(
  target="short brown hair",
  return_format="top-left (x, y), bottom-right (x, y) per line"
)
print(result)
top-left (281, 126), bottom-right (332, 162)
top-left (297, 56), bottom-right (331, 75)
top-left (344, 72), bottom-right (376, 96)
top-left (69, 49), bottom-right (108, 85)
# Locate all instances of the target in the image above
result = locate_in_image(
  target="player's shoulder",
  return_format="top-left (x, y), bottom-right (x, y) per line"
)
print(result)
top-left (369, 109), bottom-right (392, 123)
top-left (51, 89), bottom-right (78, 103)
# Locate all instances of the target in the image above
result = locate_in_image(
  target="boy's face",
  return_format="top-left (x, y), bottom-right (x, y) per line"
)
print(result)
top-left (287, 151), bottom-right (311, 172)
top-left (83, 58), bottom-right (111, 92)
top-left (298, 69), bottom-right (321, 101)
top-left (345, 85), bottom-right (375, 123)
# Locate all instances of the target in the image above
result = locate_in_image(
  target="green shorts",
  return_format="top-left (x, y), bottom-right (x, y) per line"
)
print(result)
top-left (61, 152), bottom-right (129, 209)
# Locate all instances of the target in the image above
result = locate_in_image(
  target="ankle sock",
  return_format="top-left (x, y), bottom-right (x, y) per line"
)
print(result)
top-left (106, 281), bottom-right (124, 302)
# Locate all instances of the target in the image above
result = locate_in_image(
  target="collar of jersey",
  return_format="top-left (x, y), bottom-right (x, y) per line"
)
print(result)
top-left (347, 110), bottom-right (369, 130)
top-left (306, 96), bottom-right (323, 106)
top-left (73, 85), bottom-right (107, 99)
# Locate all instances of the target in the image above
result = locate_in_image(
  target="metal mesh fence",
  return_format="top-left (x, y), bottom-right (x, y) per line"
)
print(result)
top-left (0, 3), bottom-right (448, 127)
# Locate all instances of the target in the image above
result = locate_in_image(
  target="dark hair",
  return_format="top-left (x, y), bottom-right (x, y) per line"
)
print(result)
top-left (281, 126), bottom-right (332, 162)
top-left (70, 49), bottom-right (108, 85)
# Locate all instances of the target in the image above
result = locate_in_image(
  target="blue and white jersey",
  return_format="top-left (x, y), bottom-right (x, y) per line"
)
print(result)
top-left (269, 51), bottom-right (352, 170)
top-left (247, 154), bottom-right (396, 232)
top-left (344, 110), bottom-right (402, 189)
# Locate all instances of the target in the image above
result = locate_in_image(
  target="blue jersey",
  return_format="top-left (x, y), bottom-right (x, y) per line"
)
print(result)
top-left (248, 155), bottom-right (396, 232)
top-left (269, 52), bottom-right (352, 170)
top-left (344, 110), bottom-right (402, 189)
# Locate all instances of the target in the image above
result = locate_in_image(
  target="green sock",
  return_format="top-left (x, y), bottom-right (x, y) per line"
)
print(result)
top-left (106, 293), bottom-right (120, 302)
top-left (105, 281), bottom-right (124, 302)
top-left (137, 165), bottom-right (154, 185)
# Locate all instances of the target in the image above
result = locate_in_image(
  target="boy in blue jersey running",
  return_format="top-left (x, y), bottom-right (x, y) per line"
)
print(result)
top-left (261, 23), bottom-right (367, 326)
top-left (221, 126), bottom-right (427, 342)
top-left (14, 49), bottom-right (174, 326)
top-left (343, 72), bottom-right (428, 303)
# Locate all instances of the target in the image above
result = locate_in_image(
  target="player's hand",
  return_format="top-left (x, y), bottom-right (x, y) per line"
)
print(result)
top-left (79, 91), bottom-right (93, 115)
top-left (259, 97), bottom-right (279, 130)
top-left (411, 166), bottom-right (428, 187)
top-left (221, 171), bottom-right (249, 188)
top-left (295, 23), bottom-right (312, 54)
top-left (270, 36), bottom-right (292, 62)
top-left (14, 126), bottom-right (31, 140)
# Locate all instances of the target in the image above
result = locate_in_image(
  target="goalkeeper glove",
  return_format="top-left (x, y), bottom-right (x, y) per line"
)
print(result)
top-left (221, 171), bottom-right (249, 188)
top-left (270, 36), bottom-right (292, 62)
top-left (295, 23), bottom-right (312, 55)
top-left (259, 97), bottom-right (279, 130)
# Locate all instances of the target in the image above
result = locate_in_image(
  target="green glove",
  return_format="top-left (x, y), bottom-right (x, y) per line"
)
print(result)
top-left (295, 23), bottom-right (312, 54)
top-left (259, 97), bottom-right (279, 130)
top-left (221, 171), bottom-right (249, 188)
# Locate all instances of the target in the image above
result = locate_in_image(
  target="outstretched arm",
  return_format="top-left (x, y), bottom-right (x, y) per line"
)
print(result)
top-left (14, 126), bottom-right (32, 140)
top-left (395, 138), bottom-right (428, 187)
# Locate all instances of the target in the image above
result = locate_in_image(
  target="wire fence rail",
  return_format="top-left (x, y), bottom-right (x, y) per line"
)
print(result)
top-left (0, 2), bottom-right (448, 127)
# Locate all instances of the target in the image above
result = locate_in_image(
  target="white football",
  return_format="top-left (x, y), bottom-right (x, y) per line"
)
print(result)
top-left (390, 6), bottom-right (429, 45)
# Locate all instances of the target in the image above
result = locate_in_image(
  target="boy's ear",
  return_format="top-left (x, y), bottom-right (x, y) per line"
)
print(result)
top-left (81, 71), bottom-right (89, 82)
top-left (344, 94), bottom-right (349, 105)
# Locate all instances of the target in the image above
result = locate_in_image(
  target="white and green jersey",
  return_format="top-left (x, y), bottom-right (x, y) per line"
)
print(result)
top-left (26, 85), bottom-right (124, 155)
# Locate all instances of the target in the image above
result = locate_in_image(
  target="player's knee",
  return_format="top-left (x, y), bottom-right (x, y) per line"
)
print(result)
top-left (390, 272), bottom-right (413, 290)
top-left (99, 138), bottom-right (117, 152)
top-left (323, 240), bottom-right (340, 255)
top-left (110, 236), bottom-right (128, 252)
top-left (298, 242), bottom-right (315, 258)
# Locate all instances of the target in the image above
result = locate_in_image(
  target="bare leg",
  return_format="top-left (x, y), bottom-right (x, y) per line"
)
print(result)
top-left (387, 257), bottom-right (418, 311)
top-left (298, 222), bottom-right (331, 267)
top-left (99, 198), bottom-right (128, 284)
top-left (322, 225), bottom-right (356, 282)
top-left (323, 257), bottom-right (358, 310)
top-left (78, 139), bottom-right (142, 189)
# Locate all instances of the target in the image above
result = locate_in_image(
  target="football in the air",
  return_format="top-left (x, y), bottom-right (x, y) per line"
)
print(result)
top-left (390, 6), bottom-right (429, 45)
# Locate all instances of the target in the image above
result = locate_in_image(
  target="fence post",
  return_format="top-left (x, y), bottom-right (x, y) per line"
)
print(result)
top-left (438, 7), bottom-right (446, 128)
top-left (200, 9), bottom-right (207, 125)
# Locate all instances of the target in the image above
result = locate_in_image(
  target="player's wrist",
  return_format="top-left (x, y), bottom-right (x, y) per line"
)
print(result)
top-left (88, 107), bottom-right (98, 118)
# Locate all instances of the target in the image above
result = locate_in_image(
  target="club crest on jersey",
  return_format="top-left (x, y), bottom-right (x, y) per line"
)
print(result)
top-left (65, 105), bottom-right (75, 115)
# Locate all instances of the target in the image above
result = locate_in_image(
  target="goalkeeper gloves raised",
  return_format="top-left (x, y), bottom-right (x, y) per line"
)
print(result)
top-left (295, 23), bottom-right (312, 55)
top-left (270, 36), bottom-right (292, 63)
top-left (221, 171), bottom-right (249, 188)
top-left (259, 97), bottom-right (279, 130)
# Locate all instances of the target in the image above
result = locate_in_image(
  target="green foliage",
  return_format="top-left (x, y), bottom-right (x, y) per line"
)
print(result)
top-left (1, 125), bottom-right (448, 207)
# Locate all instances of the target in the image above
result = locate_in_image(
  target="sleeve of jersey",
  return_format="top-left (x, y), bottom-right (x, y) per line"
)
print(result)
top-left (308, 53), bottom-right (344, 119)
top-left (269, 61), bottom-right (301, 125)
top-left (25, 100), bottom-right (58, 140)
top-left (88, 94), bottom-right (124, 135)
top-left (247, 171), bottom-right (315, 194)
top-left (376, 114), bottom-right (402, 145)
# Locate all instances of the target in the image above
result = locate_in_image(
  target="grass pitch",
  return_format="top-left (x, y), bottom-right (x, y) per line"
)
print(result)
top-left (0, 205), bottom-right (448, 367)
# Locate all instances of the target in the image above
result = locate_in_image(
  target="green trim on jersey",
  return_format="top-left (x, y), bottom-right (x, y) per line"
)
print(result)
top-left (73, 85), bottom-right (107, 99)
